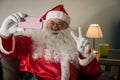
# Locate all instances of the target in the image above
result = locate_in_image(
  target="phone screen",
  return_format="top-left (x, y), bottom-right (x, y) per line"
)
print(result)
top-left (18, 16), bottom-right (43, 29)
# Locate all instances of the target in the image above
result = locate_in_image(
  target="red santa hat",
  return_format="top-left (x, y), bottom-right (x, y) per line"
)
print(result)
top-left (42, 4), bottom-right (71, 25)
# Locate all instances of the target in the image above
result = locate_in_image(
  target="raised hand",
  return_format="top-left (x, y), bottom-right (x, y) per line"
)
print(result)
top-left (70, 27), bottom-right (90, 57)
top-left (0, 12), bottom-right (27, 38)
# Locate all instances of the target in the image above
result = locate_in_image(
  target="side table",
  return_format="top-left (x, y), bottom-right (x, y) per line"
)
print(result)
top-left (98, 49), bottom-right (120, 80)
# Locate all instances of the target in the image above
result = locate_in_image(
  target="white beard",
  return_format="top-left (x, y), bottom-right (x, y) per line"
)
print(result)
top-left (24, 27), bottom-right (79, 65)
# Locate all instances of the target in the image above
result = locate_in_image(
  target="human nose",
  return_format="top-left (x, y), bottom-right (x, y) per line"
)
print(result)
top-left (52, 23), bottom-right (61, 31)
top-left (52, 25), bottom-right (58, 30)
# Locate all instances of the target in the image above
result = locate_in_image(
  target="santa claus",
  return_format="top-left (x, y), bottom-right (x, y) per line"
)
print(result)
top-left (0, 4), bottom-right (101, 80)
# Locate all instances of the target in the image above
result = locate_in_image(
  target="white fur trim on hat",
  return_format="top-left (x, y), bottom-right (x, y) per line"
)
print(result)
top-left (0, 36), bottom-right (15, 54)
top-left (46, 11), bottom-right (71, 25)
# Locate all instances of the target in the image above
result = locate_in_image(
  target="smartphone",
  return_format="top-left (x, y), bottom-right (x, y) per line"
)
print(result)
top-left (18, 16), bottom-right (43, 29)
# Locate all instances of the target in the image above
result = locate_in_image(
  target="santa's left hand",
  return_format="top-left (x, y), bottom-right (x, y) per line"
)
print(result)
top-left (70, 27), bottom-right (90, 57)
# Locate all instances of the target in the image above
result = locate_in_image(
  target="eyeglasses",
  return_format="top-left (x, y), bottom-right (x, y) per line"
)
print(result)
top-left (47, 20), bottom-right (68, 28)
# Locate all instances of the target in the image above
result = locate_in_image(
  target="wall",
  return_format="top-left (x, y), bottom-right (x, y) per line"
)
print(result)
top-left (0, 0), bottom-right (120, 49)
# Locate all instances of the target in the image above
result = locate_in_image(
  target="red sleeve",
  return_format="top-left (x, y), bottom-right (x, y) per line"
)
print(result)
top-left (14, 36), bottom-right (33, 59)
top-left (1, 35), bottom-right (13, 51)
top-left (79, 58), bottom-right (101, 77)
top-left (0, 35), bottom-right (33, 60)
top-left (78, 49), bottom-right (101, 76)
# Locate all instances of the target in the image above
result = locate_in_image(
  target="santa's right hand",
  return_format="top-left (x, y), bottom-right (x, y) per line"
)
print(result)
top-left (0, 12), bottom-right (27, 38)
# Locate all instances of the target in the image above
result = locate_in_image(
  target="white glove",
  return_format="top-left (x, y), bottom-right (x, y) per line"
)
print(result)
top-left (0, 12), bottom-right (27, 37)
top-left (71, 27), bottom-right (90, 57)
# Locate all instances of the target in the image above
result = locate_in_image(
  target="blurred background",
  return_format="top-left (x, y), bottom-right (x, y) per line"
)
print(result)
top-left (0, 0), bottom-right (120, 50)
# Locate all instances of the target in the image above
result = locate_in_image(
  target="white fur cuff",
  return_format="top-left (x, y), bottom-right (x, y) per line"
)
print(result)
top-left (78, 53), bottom-right (95, 66)
top-left (0, 37), bottom-right (15, 54)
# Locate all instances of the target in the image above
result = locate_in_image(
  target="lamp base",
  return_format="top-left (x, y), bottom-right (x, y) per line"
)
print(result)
top-left (92, 49), bottom-right (100, 61)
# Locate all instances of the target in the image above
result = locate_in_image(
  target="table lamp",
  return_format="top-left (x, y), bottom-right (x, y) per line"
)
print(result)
top-left (86, 24), bottom-right (103, 49)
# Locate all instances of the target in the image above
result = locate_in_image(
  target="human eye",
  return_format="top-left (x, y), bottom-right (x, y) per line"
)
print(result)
top-left (48, 21), bottom-right (54, 25)
top-left (56, 22), bottom-right (64, 26)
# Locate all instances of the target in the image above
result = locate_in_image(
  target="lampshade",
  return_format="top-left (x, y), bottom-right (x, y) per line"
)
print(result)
top-left (86, 24), bottom-right (103, 38)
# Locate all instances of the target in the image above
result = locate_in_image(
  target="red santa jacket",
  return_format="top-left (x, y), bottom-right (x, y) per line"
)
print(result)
top-left (0, 35), bottom-right (101, 80)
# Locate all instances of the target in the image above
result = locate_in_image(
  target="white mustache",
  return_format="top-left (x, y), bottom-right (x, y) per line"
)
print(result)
top-left (48, 29), bottom-right (60, 34)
